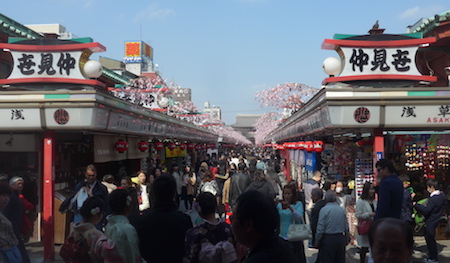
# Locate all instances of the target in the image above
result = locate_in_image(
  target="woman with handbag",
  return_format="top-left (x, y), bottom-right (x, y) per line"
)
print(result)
top-left (277, 184), bottom-right (307, 263)
top-left (356, 182), bottom-right (377, 263)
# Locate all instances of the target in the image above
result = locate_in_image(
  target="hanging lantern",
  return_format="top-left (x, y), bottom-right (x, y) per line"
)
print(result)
top-left (137, 140), bottom-right (149, 152)
top-left (115, 139), bottom-right (128, 153)
top-left (305, 141), bottom-right (314, 152)
top-left (201, 144), bottom-right (207, 150)
top-left (298, 141), bottom-right (305, 150)
top-left (168, 142), bottom-right (177, 150)
top-left (187, 143), bottom-right (195, 150)
top-left (179, 143), bottom-right (187, 150)
top-left (195, 145), bottom-right (202, 151)
top-left (313, 140), bottom-right (324, 153)
top-left (208, 143), bottom-right (216, 149)
top-left (154, 142), bottom-right (164, 151)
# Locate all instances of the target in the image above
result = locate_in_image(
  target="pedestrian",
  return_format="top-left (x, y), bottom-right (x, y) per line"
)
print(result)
top-left (3, 177), bottom-right (30, 263)
top-left (277, 184), bottom-right (306, 263)
top-left (231, 190), bottom-right (295, 263)
top-left (304, 171), bottom-right (321, 216)
top-left (10, 176), bottom-right (34, 243)
top-left (0, 182), bottom-right (22, 263)
top-left (369, 218), bottom-right (413, 263)
top-left (310, 188), bottom-right (325, 250)
top-left (101, 174), bottom-right (117, 194)
top-left (198, 170), bottom-right (219, 197)
top-left (399, 175), bottom-right (414, 224)
top-left (59, 164), bottom-right (109, 229)
top-left (182, 165), bottom-right (196, 213)
top-left (229, 163), bottom-right (252, 209)
top-left (415, 179), bottom-right (446, 263)
top-left (315, 190), bottom-right (349, 263)
top-left (60, 196), bottom-right (123, 263)
top-left (356, 182), bottom-right (377, 263)
top-left (105, 189), bottom-right (141, 263)
top-left (184, 192), bottom-right (237, 263)
top-left (246, 169), bottom-right (277, 200)
top-left (172, 164), bottom-right (183, 209)
top-left (136, 171), bottom-right (151, 213)
top-left (374, 159), bottom-right (403, 220)
top-left (119, 176), bottom-right (140, 227)
top-left (136, 175), bottom-right (193, 263)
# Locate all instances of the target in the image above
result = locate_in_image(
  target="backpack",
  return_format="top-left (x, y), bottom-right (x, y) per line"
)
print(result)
top-left (60, 235), bottom-right (91, 262)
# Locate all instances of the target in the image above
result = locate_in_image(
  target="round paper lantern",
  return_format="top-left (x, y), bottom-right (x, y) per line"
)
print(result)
top-left (115, 139), bottom-right (128, 153)
top-left (83, 60), bottom-right (103, 78)
top-left (137, 141), bottom-right (149, 152)
top-left (313, 140), bottom-right (324, 153)
top-left (195, 145), bottom-right (202, 151)
top-left (179, 143), bottom-right (187, 150)
top-left (168, 142), bottom-right (176, 150)
top-left (154, 142), bottom-right (164, 151)
top-left (187, 143), bottom-right (195, 150)
top-left (305, 141), bottom-right (314, 152)
top-left (201, 144), bottom-right (207, 150)
top-left (298, 141), bottom-right (305, 150)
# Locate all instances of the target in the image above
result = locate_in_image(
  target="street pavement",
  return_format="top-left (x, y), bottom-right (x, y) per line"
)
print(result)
top-left (25, 205), bottom-right (450, 263)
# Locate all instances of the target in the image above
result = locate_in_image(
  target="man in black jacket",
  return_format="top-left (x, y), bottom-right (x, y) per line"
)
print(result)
top-left (137, 175), bottom-right (192, 263)
top-left (415, 179), bottom-right (446, 263)
top-left (310, 188), bottom-right (326, 249)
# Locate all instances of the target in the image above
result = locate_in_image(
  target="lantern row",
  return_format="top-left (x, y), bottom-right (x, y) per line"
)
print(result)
top-left (270, 140), bottom-right (325, 153)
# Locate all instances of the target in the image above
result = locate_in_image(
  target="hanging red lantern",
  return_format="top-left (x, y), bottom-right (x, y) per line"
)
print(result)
top-left (201, 144), bottom-right (207, 150)
top-left (298, 141), bottom-right (305, 150)
top-left (305, 141), bottom-right (314, 152)
top-left (115, 139), bottom-right (128, 153)
top-left (168, 142), bottom-right (177, 150)
top-left (179, 143), bottom-right (187, 150)
top-left (137, 141), bottom-right (149, 152)
top-left (187, 143), bottom-right (195, 150)
top-left (313, 140), bottom-right (324, 153)
top-left (195, 145), bottom-right (202, 151)
top-left (154, 142), bottom-right (164, 151)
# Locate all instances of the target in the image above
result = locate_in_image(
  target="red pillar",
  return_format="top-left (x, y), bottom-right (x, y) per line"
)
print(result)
top-left (43, 131), bottom-right (55, 261)
top-left (373, 128), bottom-right (384, 183)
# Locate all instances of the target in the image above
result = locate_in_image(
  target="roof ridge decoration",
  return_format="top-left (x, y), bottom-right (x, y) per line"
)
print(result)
top-left (0, 13), bottom-right (42, 39)
top-left (412, 10), bottom-right (450, 34)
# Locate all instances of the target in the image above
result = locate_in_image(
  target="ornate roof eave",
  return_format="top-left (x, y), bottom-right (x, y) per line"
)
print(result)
top-left (0, 13), bottom-right (42, 39)
top-left (412, 10), bottom-right (450, 35)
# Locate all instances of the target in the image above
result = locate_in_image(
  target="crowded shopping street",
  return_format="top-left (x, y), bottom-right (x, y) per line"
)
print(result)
top-left (1, 4), bottom-right (450, 263)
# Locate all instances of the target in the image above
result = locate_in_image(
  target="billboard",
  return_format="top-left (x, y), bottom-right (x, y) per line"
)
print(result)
top-left (124, 41), bottom-right (153, 63)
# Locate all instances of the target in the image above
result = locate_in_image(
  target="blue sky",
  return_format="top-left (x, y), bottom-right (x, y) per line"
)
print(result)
top-left (2, 1), bottom-right (449, 124)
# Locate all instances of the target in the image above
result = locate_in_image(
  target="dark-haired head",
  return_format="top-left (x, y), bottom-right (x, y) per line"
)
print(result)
top-left (196, 192), bottom-right (216, 216)
top-left (0, 183), bottom-right (12, 195)
top-left (109, 189), bottom-right (132, 215)
top-left (153, 175), bottom-right (176, 202)
top-left (427, 178), bottom-right (439, 190)
top-left (234, 190), bottom-right (279, 238)
top-left (360, 182), bottom-right (374, 201)
top-left (80, 196), bottom-right (105, 221)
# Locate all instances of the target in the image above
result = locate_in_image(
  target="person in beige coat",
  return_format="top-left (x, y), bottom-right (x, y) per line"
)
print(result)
top-left (356, 182), bottom-right (377, 263)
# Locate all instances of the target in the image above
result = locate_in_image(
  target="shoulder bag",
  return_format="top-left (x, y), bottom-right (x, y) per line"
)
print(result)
top-left (287, 214), bottom-right (312, 241)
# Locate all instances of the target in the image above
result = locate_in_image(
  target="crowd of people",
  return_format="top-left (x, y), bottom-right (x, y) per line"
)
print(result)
top-left (0, 148), bottom-right (446, 263)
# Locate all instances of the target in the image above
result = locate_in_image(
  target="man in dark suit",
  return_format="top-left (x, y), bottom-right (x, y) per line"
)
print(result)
top-left (374, 159), bottom-right (403, 220)
top-left (136, 175), bottom-right (193, 263)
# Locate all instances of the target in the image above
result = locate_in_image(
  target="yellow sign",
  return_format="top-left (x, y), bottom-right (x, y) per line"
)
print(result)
top-left (165, 147), bottom-right (187, 158)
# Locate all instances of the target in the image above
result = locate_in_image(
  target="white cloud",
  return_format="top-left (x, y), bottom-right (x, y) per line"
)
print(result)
top-left (134, 4), bottom-right (175, 22)
top-left (399, 5), bottom-right (446, 20)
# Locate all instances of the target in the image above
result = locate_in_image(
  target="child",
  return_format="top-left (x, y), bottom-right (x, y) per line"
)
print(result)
top-left (105, 189), bottom-right (141, 263)
top-left (60, 196), bottom-right (123, 263)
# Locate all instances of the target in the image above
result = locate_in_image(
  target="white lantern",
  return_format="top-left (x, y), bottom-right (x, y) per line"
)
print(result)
top-left (157, 96), bottom-right (170, 108)
top-left (83, 60), bottom-right (103, 78)
top-left (322, 57), bottom-right (342, 76)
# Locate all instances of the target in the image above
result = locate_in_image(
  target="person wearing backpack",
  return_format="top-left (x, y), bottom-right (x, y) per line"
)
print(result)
top-left (60, 196), bottom-right (123, 263)
top-left (183, 192), bottom-right (237, 263)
